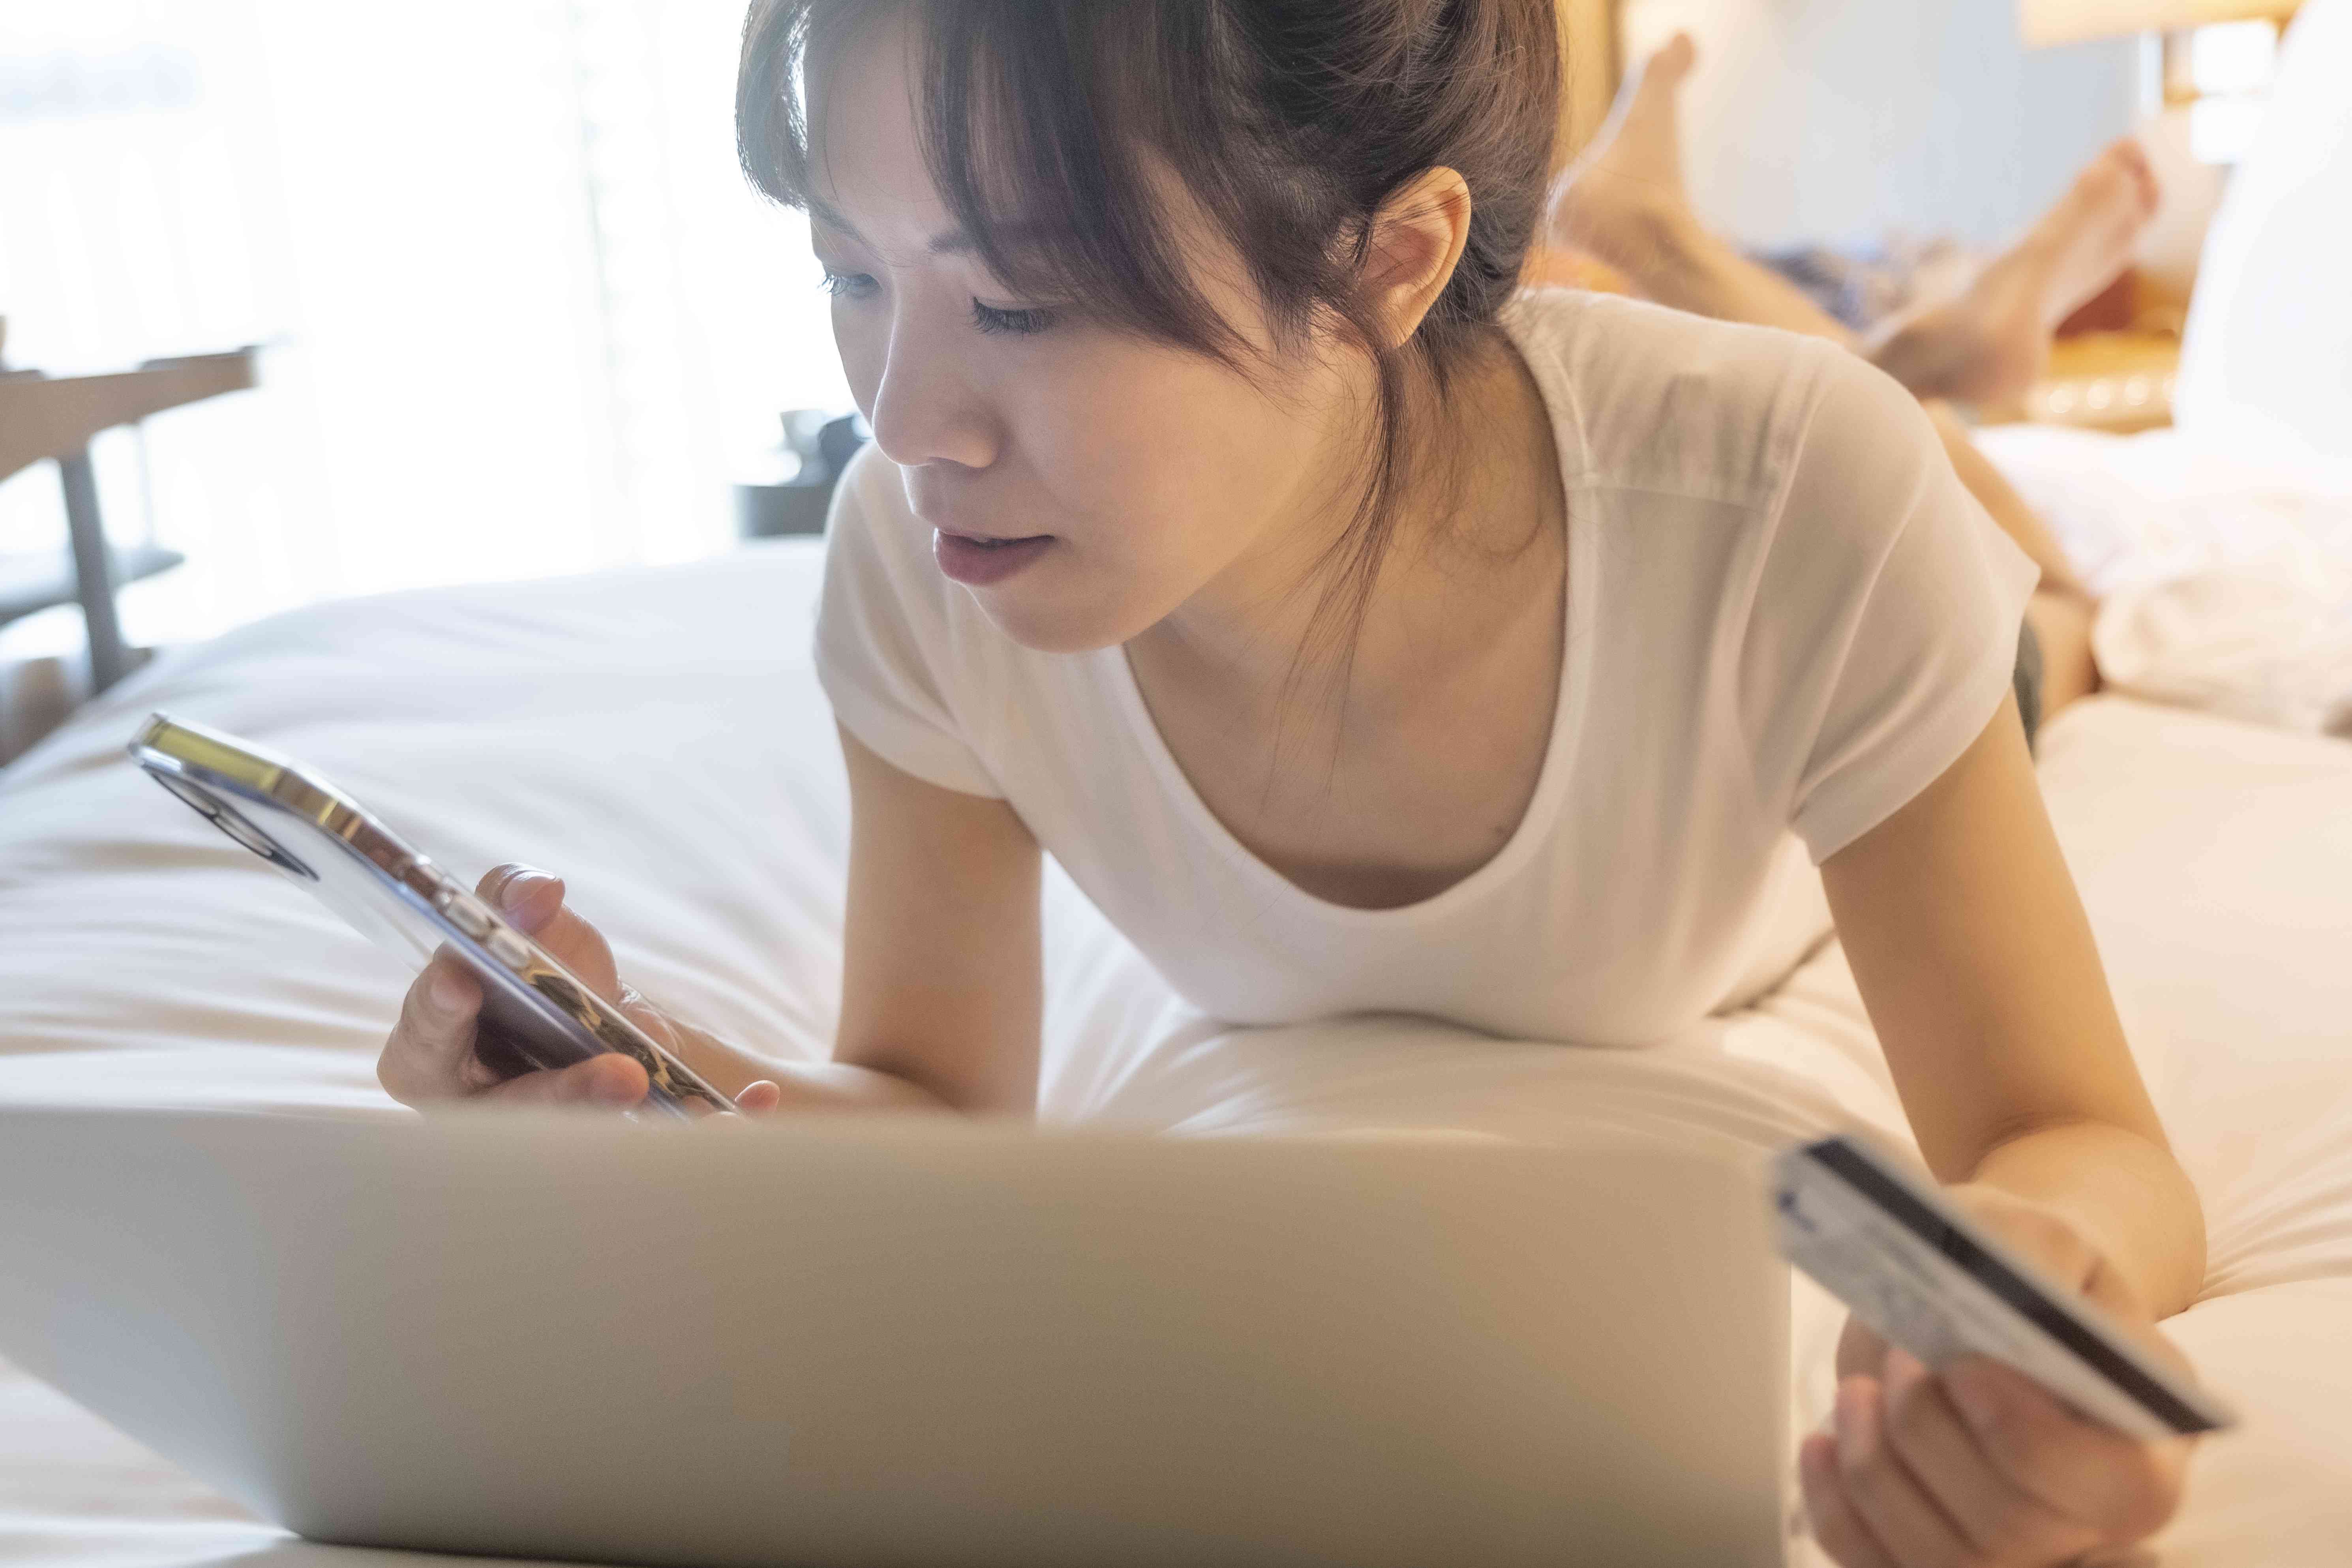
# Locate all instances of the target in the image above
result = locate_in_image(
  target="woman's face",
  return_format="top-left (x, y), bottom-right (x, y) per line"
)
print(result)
top-left (806, 17), bottom-right (1367, 655)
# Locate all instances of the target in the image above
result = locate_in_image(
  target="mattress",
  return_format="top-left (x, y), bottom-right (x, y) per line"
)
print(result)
top-left (2, 537), bottom-right (2349, 1566)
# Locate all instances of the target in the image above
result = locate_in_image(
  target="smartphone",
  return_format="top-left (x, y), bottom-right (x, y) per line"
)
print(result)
top-left (128, 711), bottom-right (735, 1120)
top-left (1771, 1133), bottom-right (2234, 1441)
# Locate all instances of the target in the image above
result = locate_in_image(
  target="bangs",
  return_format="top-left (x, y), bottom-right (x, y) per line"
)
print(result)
top-left (737, 1), bottom-right (1330, 370)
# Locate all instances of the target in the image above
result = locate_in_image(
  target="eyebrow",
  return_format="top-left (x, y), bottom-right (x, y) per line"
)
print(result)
top-left (808, 200), bottom-right (1043, 258)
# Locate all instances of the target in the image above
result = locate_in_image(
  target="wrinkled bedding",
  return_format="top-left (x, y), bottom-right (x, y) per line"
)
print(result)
top-left (2, 538), bottom-right (2348, 1566)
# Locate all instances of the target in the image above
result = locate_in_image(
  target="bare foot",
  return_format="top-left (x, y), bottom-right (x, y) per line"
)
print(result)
top-left (1868, 138), bottom-right (2161, 407)
top-left (1548, 33), bottom-right (1701, 275)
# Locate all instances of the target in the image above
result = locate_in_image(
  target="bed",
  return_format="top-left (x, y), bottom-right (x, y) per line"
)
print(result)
top-left (4, 523), bottom-right (2352, 1568)
top-left (7, 4), bottom-right (2351, 1564)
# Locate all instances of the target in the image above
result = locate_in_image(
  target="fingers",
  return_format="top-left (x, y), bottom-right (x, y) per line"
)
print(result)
top-left (1822, 1375), bottom-right (1977, 1568)
top-left (478, 1052), bottom-right (648, 1110)
top-left (379, 949), bottom-right (487, 1105)
top-left (1800, 1430), bottom-right (1901, 1568)
top-left (478, 862), bottom-right (563, 933)
top-left (1804, 1357), bottom-right (2169, 1568)
top-left (477, 863), bottom-right (625, 1004)
top-left (616, 984), bottom-right (681, 1051)
top-left (1809, 1198), bottom-right (2194, 1564)
top-left (1836, 1314), bottom-right (1892, 1380)
top-left (379, 862), bottom-right (640, 1111)
top-left (693, 1080), bottom-right (784, 1129)
top-left (381, 949), bottom-right (630, 1108)
top-left (1943, 1357), bottom-right (2189, 1542)
top-left (1877, 1350), bottom-right (2098, 1564)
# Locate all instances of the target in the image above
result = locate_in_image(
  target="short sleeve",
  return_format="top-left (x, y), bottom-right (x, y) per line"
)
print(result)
top-left (1740, 349), bottom-right (2042, 864)
top-left (812, 446), bottom-right (1005, 798)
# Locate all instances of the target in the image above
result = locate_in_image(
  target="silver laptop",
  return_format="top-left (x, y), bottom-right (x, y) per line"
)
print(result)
top-left (0, 1107), bottom-right (1789, 1567)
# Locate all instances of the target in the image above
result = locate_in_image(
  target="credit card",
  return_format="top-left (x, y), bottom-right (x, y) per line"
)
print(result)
top-left (1771, 1135), bottom-right (2235, 1441)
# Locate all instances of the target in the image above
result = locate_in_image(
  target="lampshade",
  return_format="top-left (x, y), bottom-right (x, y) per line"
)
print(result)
top-left (2020, 0), bottom-right (2301, 46)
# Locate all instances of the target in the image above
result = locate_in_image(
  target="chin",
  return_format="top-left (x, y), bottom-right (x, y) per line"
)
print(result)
top-left (964, 575), bottom-right (1152, 656)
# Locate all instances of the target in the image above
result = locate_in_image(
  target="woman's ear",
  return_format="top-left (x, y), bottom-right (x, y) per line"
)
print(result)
top-left (1360, 166), bottom-right (1474, 349)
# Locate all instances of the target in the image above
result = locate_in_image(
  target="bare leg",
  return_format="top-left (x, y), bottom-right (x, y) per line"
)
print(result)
top-left (1922, 403), bottom-right (2101, 711)
top-left (1548, 39), bottom-right (2159, 411)
top-left (1866, 142), bottom-right (2162, 407)
top-left (1547, 36), bottom-right (1860, 345)
top-left (1547, 38), bottom-right (2104, 715)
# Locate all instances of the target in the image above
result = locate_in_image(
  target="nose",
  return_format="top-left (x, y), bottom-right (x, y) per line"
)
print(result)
top-left (865, 311), bottom-right (1000, 473)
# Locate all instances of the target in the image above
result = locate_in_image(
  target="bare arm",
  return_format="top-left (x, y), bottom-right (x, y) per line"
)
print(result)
top-left (1820, 693), bottom-right (2205, 1320)
top-left (657, 726), bottom-right (1043, 1114)
top-left (378, 726), bottom-right (1043, 1120)
top-left (1805, 695), bottom-right (2210, 1563)
top-left (825, 724), bottom-right (1043, 1112)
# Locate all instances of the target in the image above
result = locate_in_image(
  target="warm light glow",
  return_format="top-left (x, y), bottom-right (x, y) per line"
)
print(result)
top-left (2019, 0), bottom-right (2300, 47)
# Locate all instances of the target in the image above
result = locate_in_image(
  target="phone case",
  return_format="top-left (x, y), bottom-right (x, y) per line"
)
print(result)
top-left (127, 711), bottom-right (736, 1120)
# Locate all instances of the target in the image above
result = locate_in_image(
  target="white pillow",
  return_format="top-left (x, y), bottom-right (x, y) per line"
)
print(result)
top-left (2174, 0), bottom-right (2352, 481)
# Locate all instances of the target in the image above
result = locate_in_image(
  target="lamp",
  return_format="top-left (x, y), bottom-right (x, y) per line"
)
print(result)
top-left (2022, 0), bottom-right (2298, 163)
top-left (2019, 0), bottom-right (2300, 47)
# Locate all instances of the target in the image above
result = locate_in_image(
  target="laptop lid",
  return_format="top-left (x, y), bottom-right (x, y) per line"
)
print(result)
top-left (0, 1107), bottom-right (1787, 1568)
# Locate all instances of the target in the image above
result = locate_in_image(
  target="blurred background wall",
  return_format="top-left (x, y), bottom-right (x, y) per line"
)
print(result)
top-left (1621, 0), bottom-right (2142, 251)
top-left (0, 0), bottom-right (2168, 678)
top-left (0, 0), bottom-right (849, 666)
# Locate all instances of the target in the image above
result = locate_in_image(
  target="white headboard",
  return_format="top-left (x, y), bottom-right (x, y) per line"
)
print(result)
top-left (2175, 0), bottom-right (2352, 480)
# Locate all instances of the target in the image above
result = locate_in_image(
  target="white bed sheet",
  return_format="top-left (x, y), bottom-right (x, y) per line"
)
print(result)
top-left (1968, 424), bottom-right (2352, 601)
top-left (2, 538), bottom-right (2349, 1566)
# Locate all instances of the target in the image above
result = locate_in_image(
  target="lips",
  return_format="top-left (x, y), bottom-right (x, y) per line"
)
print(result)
top-left (938, 526), bottom-right (1048, 546)
top-left (933, 528), bottom-right (1054, 586)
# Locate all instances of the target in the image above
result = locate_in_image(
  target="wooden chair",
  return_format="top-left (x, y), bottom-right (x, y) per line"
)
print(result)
top-left (0, 331), bottom-right (259, 694)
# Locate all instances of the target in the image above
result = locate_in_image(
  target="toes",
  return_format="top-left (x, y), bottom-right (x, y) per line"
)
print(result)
top-left (2131, 149), bottom-right (2162, 212)
top-left (2103, 136), bottom-right (2162, 213)
top-left (1655, 31), bottom-right (1698, 81)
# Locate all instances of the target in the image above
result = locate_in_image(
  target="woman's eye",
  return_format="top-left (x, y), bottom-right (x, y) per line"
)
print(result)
top-left (819, 270), bottom-right (876, 300)
top-left (971, 299), bottom-right (1059, 337)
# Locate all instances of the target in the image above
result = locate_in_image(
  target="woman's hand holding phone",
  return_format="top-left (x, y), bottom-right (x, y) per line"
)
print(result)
top-left (375, 863), bottom-right (786, 1116)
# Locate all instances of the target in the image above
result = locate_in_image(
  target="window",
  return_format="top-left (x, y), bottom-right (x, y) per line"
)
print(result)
top-left (0, 1), bottom-right (847, 662)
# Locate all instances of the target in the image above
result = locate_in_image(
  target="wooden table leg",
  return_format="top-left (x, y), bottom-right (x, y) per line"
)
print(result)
top-left (56, 448), bottom-right (132, 695)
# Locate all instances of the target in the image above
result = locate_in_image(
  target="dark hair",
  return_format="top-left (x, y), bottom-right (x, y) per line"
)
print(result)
top-left (737, 0), bottom-right (1560, 682)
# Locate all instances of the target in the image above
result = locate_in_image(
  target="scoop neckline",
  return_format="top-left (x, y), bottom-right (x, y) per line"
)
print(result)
top-left (1105, 302), bottom-right (1596, 928)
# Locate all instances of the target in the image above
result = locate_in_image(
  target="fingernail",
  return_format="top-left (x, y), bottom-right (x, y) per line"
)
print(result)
top-left (429, 964), bottom-right (469, 1012)
top-left (593, 1071), bottom-right (643, 1106)
top-left (499, 868), bottom-right (551, 911)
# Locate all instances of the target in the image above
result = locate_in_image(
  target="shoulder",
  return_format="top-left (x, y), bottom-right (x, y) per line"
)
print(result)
top-left (1504, 286), bottom-right (1911, 514)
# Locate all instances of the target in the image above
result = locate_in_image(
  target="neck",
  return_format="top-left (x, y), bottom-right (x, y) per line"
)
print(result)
top-left (1132, 330), bottom-right (1564, 733)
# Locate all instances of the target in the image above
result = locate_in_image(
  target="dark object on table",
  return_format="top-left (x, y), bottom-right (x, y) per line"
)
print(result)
top-left (735, 410), bottom-right (869, 540)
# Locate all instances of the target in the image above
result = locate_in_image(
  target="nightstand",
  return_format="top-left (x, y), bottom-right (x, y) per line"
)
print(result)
top-left (1992, 332), bottom-right (2181, 435)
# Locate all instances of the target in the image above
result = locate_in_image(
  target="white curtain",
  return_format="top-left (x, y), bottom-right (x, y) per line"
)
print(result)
top-left (0, 0), bottom-right (848, 661)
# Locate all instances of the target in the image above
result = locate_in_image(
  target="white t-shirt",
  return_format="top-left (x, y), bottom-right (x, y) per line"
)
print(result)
top-left (814, 289), bottom-right (2039, 1048)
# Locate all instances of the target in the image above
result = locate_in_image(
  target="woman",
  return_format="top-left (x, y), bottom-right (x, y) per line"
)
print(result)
top-left (379, 5), bottom-right (2207, 1564)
